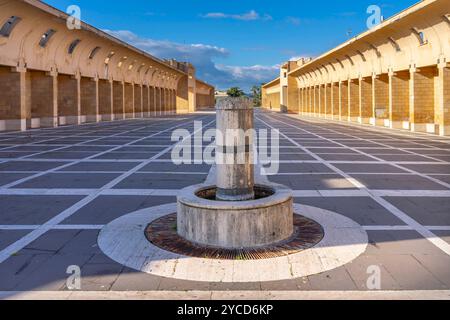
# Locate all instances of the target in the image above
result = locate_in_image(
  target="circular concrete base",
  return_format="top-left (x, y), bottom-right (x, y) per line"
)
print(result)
top-left (98, 203), bottom-right (368, 283)
top-left (178, 184), bottom-right (294, 248)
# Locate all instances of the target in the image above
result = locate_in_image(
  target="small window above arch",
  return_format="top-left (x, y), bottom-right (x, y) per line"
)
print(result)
top-left (0, 16), bottom-right (22, 37)
top-left (68, 39), bottom-right (81, 54)
top-left (411, 28), bottom-right (428, 46)
top-left (39, 29), bottom-right (56, 47)
top-left (89, 47), bottom-right (101, 59)
top-left (104, 51), bottom-right (115, 64)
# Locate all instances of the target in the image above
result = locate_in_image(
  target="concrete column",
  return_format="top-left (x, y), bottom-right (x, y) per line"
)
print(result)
top-left (216, 98), bottom-right (254, 201)
top-left (150, 86), bottom-right (155, 116)
top-left (57, 74), bottom-right (79, 126)
top-left (124, 82), bottom-right (134, 119)
top-left (113, 81), bottom-right (124, 120)
top-left (340, 81), bottom-right (348, 120)
top-left (43, 70), bottom-right (59, 128)
top-left (164, 88), bottom-right (168, 114)
top-left (330, 83), bottom-right (334, 119)
top-left (349, 79), bottom-right (359, 122)
top-left (0, 66), bottom-right (29, 131)
top-left (332, 82), bottom-right (340, 120)
top-left (18, 69), bottom-right (30, 131)
top-left (410, 67), bottom-right (437, 133)
top-left (318, 85), bottom-right (322, 116)
top-left (94, 77), bottom-right (100, 122)
top-left (360, 77), bottom-right (372, 124)
top-left (373, 74), bottom-right (389, 127)
top-left (76, 73), bottom-right (82, 124)
top-left (143, 85), bottom-right (149, 117)
top-left (437, 63), bottom-right (450, 136)
top-left (389, 70), bottom-right (410, 130)
top-left (80, 76), bottom-right (98, 123)
top-left (300, 88), bottom-right (304, 114)
top-left (155, 87), bottom-right (161, 116)
top-left (107, 80), bottom-right (116, 121)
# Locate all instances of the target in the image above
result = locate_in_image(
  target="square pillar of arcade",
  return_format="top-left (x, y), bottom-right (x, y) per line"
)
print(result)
top-left (372, 74), bottom-right (389, 127)
top-left (0, 66), bottom-right (29, 131)
top-left (124, 83), bottom-right (134, 118)
top-left (155, 87), bottom-right (162, 115)
top-left (113, 81), bottom-right (124, 120)
top-left (340, 81), bottom-right (349, 120)
top-left (313, 86), bottom-right (319, 116)
top-left (325, 84), bottom-right (332, 118)
top-left (150, 86), bottom-right (156, 116)
top-left (389, 71), bottom-right (410, 130)
top-left (437, 64), bottom-right (450, 136)
top-left (172, 89), bottom-right (177, 113)
top-left (134, 84), bottom-right (142, 118)
top-left (287, 75), bottom-right (299, 114)
top-left (143, 85), bottom-right (150, 117)
top-left (28, 70), bottom-right (57, 128)
top-left (161, 88), bottom-right (168, 114)
top-left (319, 84), bottom-right (326, 117)
top-left (359, 77), bottom-right (373, 124)
top-left (57, 74), bottom-right (79, 126)
top-left (98, 79), bottom-right (112, 121)
top-left (349, 79), bottom-right (359, 122)
top-left (410, 67), bottom-right (437, 134)
top-left (80, 77), bottom-right (98, 123)
top-left (332, 82), bottom-right (340, 119)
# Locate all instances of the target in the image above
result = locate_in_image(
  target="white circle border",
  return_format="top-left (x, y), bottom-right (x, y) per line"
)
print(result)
top-left (97, 203), bottom-right (368, 283)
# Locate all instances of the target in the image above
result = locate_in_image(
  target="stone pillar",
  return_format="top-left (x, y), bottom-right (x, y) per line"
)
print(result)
top-left (76, 73), bottom-right (82, 124)
top-left (216, 98), bottom-right (255, 201)
top-left (410, 66), bottom-right (437, 133)
top-left (326, 83), bottom-right (332, 118)
top-left (437, 62), bottom-right (450, 136)
top-left (107, 80), bottom-right (116, 121)
top-left (45, 70), bottom-right (58, 128)
top-left (340, 81), bottom-right (348, 120)
top-left (349, 79), bottom-right (359, 122)
top-left (57, 74), bottom-right (79, 126)
top-left (389, 70), bottom-right (410, 130)
top-left (373, 74), bottom-right (389, 127)
top-left (124, 82), bottom-right (133, 118)
top-left (287, 75), bottom-right (298, 114)
top-left (149, 86), bottom-right (155, 116)
top-left (0, 66), bottom-right (29, 131)
top-left (360, 77), bottom-right (372, 124)
top-left (94, 77), bottom-right (100, 122)
top-left (80, 76), bottom-right (97, 123)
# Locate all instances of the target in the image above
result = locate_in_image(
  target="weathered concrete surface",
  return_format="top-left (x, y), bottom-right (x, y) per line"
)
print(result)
top-left (216, 97), bottom-right (255, 201)
top-left (177, 184), bottom-right (294, 248)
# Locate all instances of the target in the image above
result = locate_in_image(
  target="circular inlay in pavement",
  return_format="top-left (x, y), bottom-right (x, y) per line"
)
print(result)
top-left (97, 203), bottom-right (368, 283)
top-left (145, 213), bottom-right (324, 260)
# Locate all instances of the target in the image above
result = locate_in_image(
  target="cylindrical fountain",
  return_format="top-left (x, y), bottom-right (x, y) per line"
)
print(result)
top-left (177, 97), bottom-right (294, 249)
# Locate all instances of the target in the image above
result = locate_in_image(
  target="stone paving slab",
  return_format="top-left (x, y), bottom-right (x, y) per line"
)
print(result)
top-left (0, 112), bottom-right (449, 295)
top-left (14, 173), bottom-right (122, 189)
top-left (0, 195), bottom-right (84, 224)
top-left (62, 195), bottom-right (176, 224)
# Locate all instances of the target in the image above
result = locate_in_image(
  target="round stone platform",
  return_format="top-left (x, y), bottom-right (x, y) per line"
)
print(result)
top-left (97, 203), bottom-right (368, 283)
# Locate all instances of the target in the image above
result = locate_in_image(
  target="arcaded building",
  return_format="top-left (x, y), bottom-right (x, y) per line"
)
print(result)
top-left (0, 0), bottom-right (215, 131)
top-left (262, 0), bottom-right (450, 136)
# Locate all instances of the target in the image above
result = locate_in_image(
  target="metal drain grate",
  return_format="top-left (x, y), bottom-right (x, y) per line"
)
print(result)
top-left (145, 214), bottom-right (324, 260)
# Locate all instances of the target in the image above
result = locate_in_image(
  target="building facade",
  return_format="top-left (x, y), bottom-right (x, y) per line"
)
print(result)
top-left (262, 0), bottom-right (450, 136)
top-left (0, 0), bottom-right (214, 131)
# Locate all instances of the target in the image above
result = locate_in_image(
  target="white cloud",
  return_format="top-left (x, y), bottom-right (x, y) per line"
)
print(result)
top-left (104, 29), bottom-right (280, 91)
top-left (286, 17), bottom-right (301, 25)
top-left (201, 10), bottom-right (272, 21)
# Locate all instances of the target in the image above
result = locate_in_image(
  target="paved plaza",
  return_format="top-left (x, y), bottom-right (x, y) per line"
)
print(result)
top-left (0, 109), bottom-right (449, 298)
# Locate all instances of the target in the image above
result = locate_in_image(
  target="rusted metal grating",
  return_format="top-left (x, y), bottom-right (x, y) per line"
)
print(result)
top-left (145, 214), bottom-right (324, 260)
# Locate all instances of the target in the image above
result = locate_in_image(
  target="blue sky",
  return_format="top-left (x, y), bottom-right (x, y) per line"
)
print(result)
top-left (45, 0), bottom-right (418, 91)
